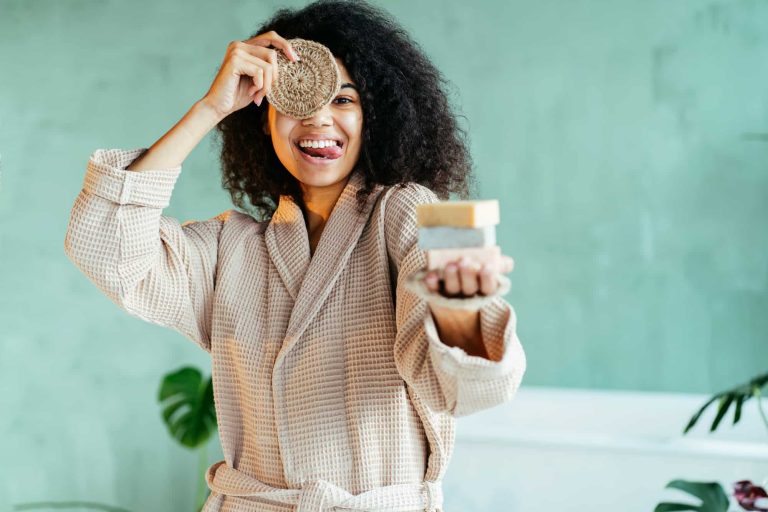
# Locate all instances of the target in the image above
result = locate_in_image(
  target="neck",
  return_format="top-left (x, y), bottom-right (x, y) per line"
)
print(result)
top-left (300, 175), bottom-right (351, 235)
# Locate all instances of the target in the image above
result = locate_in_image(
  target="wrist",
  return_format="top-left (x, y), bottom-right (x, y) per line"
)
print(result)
top-left (428, 303), bottom-right (482, 347)
top-left (194, 98), bottom-right (226, 127)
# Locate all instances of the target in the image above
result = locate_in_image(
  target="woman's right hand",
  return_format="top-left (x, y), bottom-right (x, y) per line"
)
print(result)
top-left (200, 31), bottom-right (301, 120)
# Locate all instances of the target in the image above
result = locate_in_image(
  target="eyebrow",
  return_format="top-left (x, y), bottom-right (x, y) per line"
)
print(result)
top-left (341, 82), bottom-right (358, 91)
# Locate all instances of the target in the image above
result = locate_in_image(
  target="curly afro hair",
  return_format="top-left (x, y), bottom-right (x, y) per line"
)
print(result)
top-left (212, 0), bottom-right (478, 221)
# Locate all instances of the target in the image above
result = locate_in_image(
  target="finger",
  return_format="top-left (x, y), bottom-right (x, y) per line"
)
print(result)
top-left (258, 63), bottom-right (273, 102)
top-left (251, 68), bottom-right (265, 104)
top-left (424, 271), bottom-right (439, 292)
top-left (232, 41), bottom-right (279, 63)
top-left (231, 47), bottom-right (275, 103)
top-left (228, 48), bottom-right (265, 87)
top-left (251, 69), bottom-right (261, 88)
top-left (442, 263), bottom-right (461, 296)
top-left (243, 32), bottom-right (300, 61)
top-left (260, 48), bottom-right (278, 99)
top-left (230, 43), bottom-right (281, 88)
top-left (500, 255), bottom-right (515, 273)
top-left (230, 52), bottom-right (264, 103)
top-left (479, 264), bottom-right (497, 295)
top-left (251, 67), bottom-right (264, 90)
top-left (458, 257), bottom-right (480, 296)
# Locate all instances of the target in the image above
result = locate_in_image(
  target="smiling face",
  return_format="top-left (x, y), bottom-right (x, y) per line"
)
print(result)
top-left (263, 57), bottom-right (363, 194)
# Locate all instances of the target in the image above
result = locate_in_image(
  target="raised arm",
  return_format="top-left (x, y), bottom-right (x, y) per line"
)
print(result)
top-left (64, 154), bottom-right (223, 353)
top-left (64, 95), bottom-right (229, 347)
top-left (65, 34), bottom-right (300, 351)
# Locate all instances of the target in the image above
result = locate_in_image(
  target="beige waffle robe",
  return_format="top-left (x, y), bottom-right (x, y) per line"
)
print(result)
top-left (63, 148), bottom-right (527, 512)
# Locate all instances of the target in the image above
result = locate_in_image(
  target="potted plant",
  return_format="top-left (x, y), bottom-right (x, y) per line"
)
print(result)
top-left (13, 366), bottom-right (217, 512)
top-left (654, 372), bottom-right (768, 512)
top-left (157, 366), bottom-right (218, 511)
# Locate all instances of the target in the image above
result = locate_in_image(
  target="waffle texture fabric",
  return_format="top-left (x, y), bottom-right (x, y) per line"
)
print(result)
top-left (266, 38), bottom-right (342, 119)
top-left (63, 148), bottom-right (528, 512)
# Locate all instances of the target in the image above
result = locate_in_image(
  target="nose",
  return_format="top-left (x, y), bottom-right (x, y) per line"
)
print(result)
top-left (301, 102), bottom-right (333, 127)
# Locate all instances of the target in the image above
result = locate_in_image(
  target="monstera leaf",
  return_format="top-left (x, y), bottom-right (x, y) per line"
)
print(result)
top-left (158, 366), bottom-right (217, 449)
top-left (653, 480), bottom-right (730, 512)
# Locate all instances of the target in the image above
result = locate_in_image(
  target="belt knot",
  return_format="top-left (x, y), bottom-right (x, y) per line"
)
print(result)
top-left (205, 460), bottom-right (443, 511)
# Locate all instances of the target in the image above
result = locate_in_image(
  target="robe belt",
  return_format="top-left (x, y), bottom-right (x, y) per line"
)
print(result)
top-left (205, 460), bottom-right (443, 512)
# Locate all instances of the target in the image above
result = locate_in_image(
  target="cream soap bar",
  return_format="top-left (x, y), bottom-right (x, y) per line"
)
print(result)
top-left (416, 200), bottom-right (499, 228)
top-left (418, 225), bottom-right (496, 250)
top-left (426, 246), bottom-right (501, 273)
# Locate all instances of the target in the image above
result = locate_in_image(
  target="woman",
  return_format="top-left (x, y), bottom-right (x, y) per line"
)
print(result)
top-left (63, 1), bottom-right (526, 510)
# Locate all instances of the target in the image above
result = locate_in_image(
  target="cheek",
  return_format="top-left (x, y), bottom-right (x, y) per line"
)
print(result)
top-left (273, 116), bottom-right (298, 143)
top-left (343, 111), bottom-right (364, 139)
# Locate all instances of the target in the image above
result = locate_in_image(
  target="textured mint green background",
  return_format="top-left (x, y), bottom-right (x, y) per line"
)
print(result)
top-left (1, 0), bottom-right (766, 509)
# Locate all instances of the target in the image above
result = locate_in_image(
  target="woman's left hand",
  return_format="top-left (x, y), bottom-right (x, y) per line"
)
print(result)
top-left (422, 254), bottom-right (514, 297)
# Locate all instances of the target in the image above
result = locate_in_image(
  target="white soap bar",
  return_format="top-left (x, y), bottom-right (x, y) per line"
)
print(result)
top-left (418, 225), bottom-right (496, 250)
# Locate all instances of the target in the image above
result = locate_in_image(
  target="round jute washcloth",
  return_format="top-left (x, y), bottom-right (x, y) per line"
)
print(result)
top-left (405, 271), bottom-right (511, 311)
top-left (265, 38), bottom-right (342, 119)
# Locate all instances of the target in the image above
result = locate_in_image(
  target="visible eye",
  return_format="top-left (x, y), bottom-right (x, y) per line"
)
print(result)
top-left (334, 97), bottom-right (354, 105)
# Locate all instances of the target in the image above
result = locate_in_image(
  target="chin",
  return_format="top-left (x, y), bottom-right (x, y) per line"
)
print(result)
top-left (293, 168), bottom-right (353, 189)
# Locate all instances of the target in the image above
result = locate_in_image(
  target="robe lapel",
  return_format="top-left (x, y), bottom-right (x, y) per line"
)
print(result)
top-left (265, 170), bottom-right (385, 345)
top-left (265, 192), bottom-right (311, 301)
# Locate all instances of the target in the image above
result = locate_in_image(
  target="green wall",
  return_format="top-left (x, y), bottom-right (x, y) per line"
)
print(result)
top-left (1, 0), bottom-right (766, 509)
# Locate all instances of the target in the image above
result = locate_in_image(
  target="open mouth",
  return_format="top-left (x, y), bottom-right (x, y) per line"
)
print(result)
top-left (295, 141), bottom-right (344, 160)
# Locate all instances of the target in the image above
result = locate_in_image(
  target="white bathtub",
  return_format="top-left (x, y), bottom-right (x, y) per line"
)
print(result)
top-left (444, 386), bottom-right (768, 511)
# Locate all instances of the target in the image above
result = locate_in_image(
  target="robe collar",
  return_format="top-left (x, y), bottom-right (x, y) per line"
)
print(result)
top-left (265, 169), bottom-right (385, 343)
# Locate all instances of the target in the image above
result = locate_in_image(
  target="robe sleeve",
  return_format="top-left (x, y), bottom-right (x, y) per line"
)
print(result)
top-left (384, 183), bottom-right (527, 417)
top-left (63, 148), bottom-right (224, 353)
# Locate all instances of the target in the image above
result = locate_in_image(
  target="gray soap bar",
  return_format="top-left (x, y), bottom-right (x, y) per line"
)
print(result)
top-left (418, 225), bottom-right (496, 250)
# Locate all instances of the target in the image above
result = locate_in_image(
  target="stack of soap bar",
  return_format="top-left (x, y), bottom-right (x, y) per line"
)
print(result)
top-left (416, 200), bottom-right (501, 273)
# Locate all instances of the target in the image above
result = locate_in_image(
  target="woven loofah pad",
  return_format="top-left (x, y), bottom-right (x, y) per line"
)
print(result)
top-left (405, 271), bottom-right (511, 311)
top-left (265, 38), bottom-right (342, 119)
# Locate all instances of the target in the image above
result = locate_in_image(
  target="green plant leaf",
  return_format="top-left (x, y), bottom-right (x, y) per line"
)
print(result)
top-left (683, 395), bottom-right (719, 434)
top-left (158, 367), bottom-right (217, 449)
top-left (733, 394), bottom-right (744, 425)
top-left (654, 503), bottom-right (701, 512)
top-left (710, 394), bottom-right (734, 432)
top-left (657, 480), bottom-right (730, 512)
top-left (683, 370), bottom-right (768, 435)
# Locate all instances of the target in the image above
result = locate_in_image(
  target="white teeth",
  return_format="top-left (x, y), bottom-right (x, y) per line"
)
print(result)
top-left (298, 140), bottom-right (339, 148)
